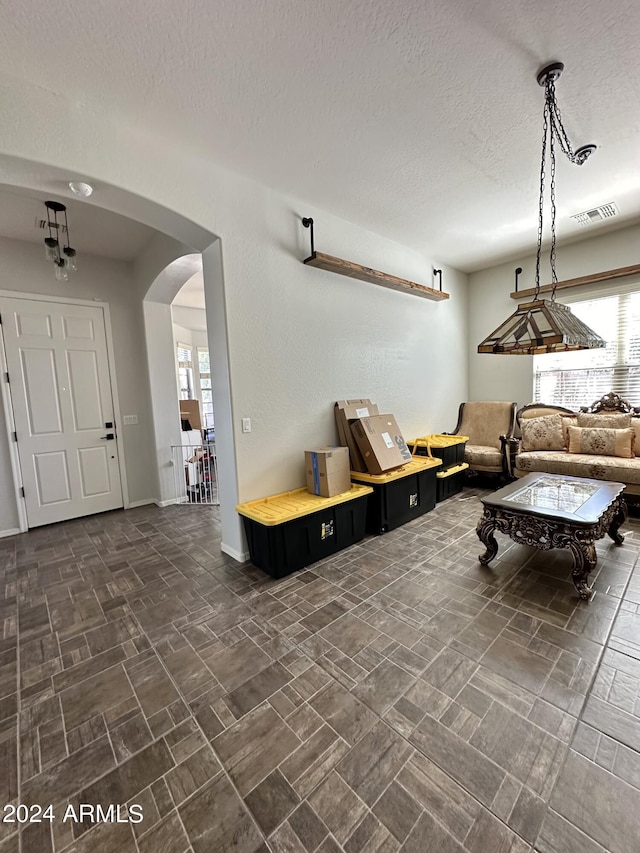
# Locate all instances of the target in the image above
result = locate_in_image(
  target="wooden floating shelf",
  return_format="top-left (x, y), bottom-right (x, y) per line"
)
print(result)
top-left (510, 263), bottom-right (640, 300)
top-left (304, 252), bottom-right (449, 301)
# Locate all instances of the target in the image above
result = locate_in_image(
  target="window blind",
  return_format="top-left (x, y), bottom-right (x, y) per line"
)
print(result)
top-left (533, 292), bottom-right (640, 409)
top-left (176, 343), bottom-right (192, 368)
top-left (197, 347), bottom-right (214, 428)
top-left (176, 343), bottom-right (194, 400)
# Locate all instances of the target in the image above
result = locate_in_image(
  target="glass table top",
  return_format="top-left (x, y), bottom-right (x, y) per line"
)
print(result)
top-left (504, 475), bottom-right (600, 514)
top-left (483, 473), bottom-right (625, 525)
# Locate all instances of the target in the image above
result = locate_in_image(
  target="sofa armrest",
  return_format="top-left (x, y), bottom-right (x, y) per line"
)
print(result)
top-left (500, 435), bottom-right (520, 479)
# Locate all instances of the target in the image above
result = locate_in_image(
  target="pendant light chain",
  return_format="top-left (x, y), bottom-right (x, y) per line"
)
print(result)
top-left (535, 77), bottom-right (569, 302)
top-left (477, 61), bottom-right (604, 355)
top-left (547, 79), bottom-right (582, 164)
top-left (548, 82), bottom-right (559, 299)
top-left (534, 86), bottom-right (549, 301)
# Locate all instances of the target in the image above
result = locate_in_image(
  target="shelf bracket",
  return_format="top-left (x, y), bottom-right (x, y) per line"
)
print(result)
top-left (300, 217), bottom-right (449, 302)
top-left (514, 267), bottom-right (523, 293)
top-left (302, 217), bottom-right (315, 259)
top-left (510, 262), bottom-right (640, 299)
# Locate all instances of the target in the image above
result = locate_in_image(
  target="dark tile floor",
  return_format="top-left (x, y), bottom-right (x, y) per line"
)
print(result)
top-left (1, 485), bottom-right (640, 852)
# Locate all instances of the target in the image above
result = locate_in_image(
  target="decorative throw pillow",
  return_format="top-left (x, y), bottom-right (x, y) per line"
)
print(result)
top-left (560, 414), bottom-right (578, 447)
top-left (576, 413), bottom-right (632, 429)
top-left (520, 414), bottom-right (565, 451)
top-left (567, 426), bottom-right (635, 458)
top-left (633, 418), bottom-right (640, 457)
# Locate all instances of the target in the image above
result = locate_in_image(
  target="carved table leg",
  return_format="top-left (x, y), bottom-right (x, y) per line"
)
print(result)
top-left (608, 498), bottom-right (628, 546)
top-left (570, 539), bottom-right (597, 600)
top-left (477, 510), bottom-right (499, 565)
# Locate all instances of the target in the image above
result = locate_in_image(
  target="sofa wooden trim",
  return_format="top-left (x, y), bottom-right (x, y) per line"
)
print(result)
top-left (511, 393), bottom-right (640, 499)
top-left (579, 391), bottom-right (640, 416)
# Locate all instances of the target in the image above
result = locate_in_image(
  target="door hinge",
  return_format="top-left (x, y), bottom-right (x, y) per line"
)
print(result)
top-left (12, 431), bottom-right (17, 442)
top-left (4, 372), bottom-right (8, 383)
top-left (20, 486), bottom-right (25, 498)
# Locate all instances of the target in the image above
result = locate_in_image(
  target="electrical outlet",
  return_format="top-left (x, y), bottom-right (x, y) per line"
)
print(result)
top-left (123, 415), bottom-right (138, 425)
top-left (242, 417), bottom-right (251, 433)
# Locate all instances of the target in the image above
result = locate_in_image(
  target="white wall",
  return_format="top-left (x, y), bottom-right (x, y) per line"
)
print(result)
top-left (220, 188), bottom-right (470, 504)
top-left (172, 323), bottom-right (193, 347)
top-left (0, 86), bottom-right (470, 556)
top-left (144, 300), bottom-right (181, 504)
top-left (468, 222), bottom-right (640, 408)
top-left (191, 329), bottom-right (208, 348)
top-left (172, 305), bottom-right (207, 332)
top-left (0, 236), bottom-right (157, 533)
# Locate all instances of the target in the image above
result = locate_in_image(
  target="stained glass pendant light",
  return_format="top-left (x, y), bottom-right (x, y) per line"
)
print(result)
top-left (478, 62), bottom-right (605, 355)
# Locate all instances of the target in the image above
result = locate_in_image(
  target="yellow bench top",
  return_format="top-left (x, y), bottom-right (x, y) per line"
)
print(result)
top-left (409, 434), bottom-right (469, 448)
top-left (350, 455), bottom-right (442, 484)
top-left (436, 462), bottom-right (469, 478)
top-left (237, 484), bottom-right (373, 525)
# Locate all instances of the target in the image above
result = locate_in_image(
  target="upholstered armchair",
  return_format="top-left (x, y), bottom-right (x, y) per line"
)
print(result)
top-left (449, 401), bottom-right (517, 479)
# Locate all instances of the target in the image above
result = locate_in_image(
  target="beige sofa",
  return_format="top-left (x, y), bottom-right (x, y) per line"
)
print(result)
top-left (511, 393), bottom-right (640, 499)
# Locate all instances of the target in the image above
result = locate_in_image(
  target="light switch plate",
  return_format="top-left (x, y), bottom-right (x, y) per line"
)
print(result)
top-left (242, 417), bottom-right (251, 433)
top-left (123, 415), bottom-right (138, 425)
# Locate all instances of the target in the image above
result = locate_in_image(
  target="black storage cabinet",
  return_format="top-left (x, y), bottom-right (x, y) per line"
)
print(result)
top-left (408, 435), bottom-right (467, 469)
top-left (238, 486), bottom-right (372, 579)
top-left (436, 463), bottom-right (469, 502)
top-left (351, 458), bottom-right (441, 535)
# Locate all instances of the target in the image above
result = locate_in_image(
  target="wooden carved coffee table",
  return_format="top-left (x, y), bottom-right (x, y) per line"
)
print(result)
top-left (477, 472), bottom-right (627, 600)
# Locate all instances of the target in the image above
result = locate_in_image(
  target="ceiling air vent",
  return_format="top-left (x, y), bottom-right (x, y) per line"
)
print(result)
top-left (571, 202), bottom-right (619, 226)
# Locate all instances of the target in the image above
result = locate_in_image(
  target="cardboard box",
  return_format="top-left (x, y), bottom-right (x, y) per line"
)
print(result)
top-left (179, 399), bottom-right (202, 431)
top-left (350, 414), bottom-right (413, 475)
top-left (334, 400), bottom-right (380, 472)
top-left (305, 446), bottom-right (351, 497)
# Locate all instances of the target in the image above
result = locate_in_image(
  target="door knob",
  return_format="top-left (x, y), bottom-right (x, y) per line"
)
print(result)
top-left (100, 433), bottom-right (115, 440)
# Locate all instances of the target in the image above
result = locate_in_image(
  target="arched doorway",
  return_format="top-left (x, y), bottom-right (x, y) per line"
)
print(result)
top-left (0, 155), bottom-right (244, 559)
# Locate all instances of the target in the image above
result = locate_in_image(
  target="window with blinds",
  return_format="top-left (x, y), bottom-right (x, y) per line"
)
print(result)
top-left (176, 343), bottom-right (194, 400)
top-left (197, 347), bottom-right (214, 428)
top-left (533, 291), bottom-right (640, 409)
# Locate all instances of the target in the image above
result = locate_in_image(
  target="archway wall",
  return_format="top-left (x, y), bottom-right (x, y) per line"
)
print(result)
top-left (134, 242), bottom-right (206, 507)
top-left (0, 82), bottom-right (470, 558)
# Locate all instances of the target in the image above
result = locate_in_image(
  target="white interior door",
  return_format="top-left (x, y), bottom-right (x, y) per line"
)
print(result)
top-left (1, 297), bottom-right (123, 527)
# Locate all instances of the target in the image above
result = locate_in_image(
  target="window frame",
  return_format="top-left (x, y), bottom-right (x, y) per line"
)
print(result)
top-left (532, 280), bottom-right (640, 409)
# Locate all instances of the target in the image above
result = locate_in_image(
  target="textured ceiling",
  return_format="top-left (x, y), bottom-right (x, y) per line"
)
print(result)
top-left (1, 0), bottom-right (639, 271)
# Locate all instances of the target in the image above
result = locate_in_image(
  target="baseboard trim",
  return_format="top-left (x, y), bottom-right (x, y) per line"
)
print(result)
top-left (0, 527), bottom-right (21, 539)
top-left (221, 542), bottom-right (250, 563)
top-left (155, 499), bottom-right (180, 507)
top-left (127, 499), bottom-right (156, 509)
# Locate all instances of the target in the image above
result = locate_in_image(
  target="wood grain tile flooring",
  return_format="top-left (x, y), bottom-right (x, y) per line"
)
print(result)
top-left (2, 489), bottom-right (640, 851)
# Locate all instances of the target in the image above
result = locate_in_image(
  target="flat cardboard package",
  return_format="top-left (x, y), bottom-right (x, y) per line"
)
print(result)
top-left (305, 446), bottom-right (351, 497)
top-left (180, 399), bottom-right (202, 431)
top-left (350, 414), bottom-right (412, 475)
top-left (334, 399), bottom-right (380, 472)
